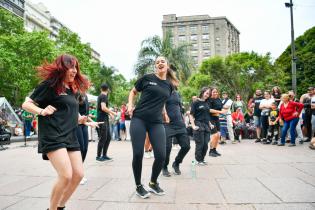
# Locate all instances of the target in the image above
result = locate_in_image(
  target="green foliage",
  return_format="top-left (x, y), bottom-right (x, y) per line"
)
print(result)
top-left (0, 8), bottom-right (24, 35)
top-left (275, 26), bottom-right (315, 96)
top-left (135, 31), bottom-right (194, 81)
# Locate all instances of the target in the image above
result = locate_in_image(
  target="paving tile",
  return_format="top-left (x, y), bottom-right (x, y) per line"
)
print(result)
top-left (0, 195), bottom-right (25, 209)
top-left (258, 164), bottom-right (308, 178)
top-left (291, 163), bottom-right (315, 176)
top-left (85, 165), bottom-right (132, 179)
top-left (88, 179), bottom-right (134, 202)
top-left (72, 177), bottom-right (112, 199)
top-left (148, 203), bottom-right (198, 210)
top-left (217, 178), bottom-right (280, 204)
top-left (258, 177), bottom-right (315, 202)
top-left (176, 179), bottom-right (225, 204)
top-left (254, 203), bottom-right (315, 210)
top-left (224, 165), bottom-right (268, 178)
top-left (66, 199), bottom-right (103, 210)
top-left (198, 204), bottom-right (255, 210)
top-left (5, 197), bottom-right (48, 210)
top-left (0, 176), bottom-right (51, 196)
top-left (98, 202), bottom-right (148, 210)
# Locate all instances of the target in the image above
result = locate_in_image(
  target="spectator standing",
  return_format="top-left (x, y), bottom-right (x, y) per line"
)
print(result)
top-left (272, 86), bottom-right (282, 106)
top-left (232, 94), bottom-right (247, 114)
top-left (259, 91), bottom-right (274, 143)
top-left (300, 87), bottom-right (314, 142)
top-left (265, 102), bottom-right (280, 145)
top-left (221, 92), bottom-right (235, 143)
top-left (22, 110), bottom-right (34, 138)
top-left (252, 90), bottom-right (264, 142)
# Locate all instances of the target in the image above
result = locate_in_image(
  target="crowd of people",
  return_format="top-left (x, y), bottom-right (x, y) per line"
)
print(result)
top-left (15, 53), bottom-right (314, 209)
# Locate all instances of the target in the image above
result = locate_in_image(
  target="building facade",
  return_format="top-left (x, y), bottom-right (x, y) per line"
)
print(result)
top-left (162, 14), bottom-right (240, 65)
top-left (0, 0), bottom-right (25, 19)
top-left (24, 1), bottom-right (51, 32)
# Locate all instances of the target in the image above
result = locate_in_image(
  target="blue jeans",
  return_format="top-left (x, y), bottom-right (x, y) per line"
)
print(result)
top-left (24, 120), bottom-right (32, 137)
top-left (280, 118), bottom-right (299, 144)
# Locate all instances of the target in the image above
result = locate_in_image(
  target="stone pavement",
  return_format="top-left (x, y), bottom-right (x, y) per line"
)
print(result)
top-left (0, 139), bottom-right (315, 210)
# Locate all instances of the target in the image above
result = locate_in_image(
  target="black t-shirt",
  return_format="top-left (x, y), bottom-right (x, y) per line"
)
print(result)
top-left (97, 93), bottom-right (109, 122)
top-left (165, 91), bottom-right (185, 127)
top-left (132, 74), bottom-right (173, 123)
top-left (253, 96), bottom-right (264, 117)
top-left (78, 95), bottom-right (89, 116)
top-left (208, 98), bottom-right (223, 120)
top-left (30, 80), bottom-right (79, 149)
top-left (272, 92), bottom-right (281, 106)
top-left (190, 100), bottom-right (210, 124)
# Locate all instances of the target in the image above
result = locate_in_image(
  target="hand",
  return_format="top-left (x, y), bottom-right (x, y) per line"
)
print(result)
top-left (293, 112), bottom-right (299, 117)
top-left (41, 105), bottom-right (57, 116)
top-left (164, 115), bottom-right (170, 123)
top-left (127, 104), bottom-right (134, 117)
top-left (85, 121), bottom-right (100, 128)
top-left (192, 125), bottom-right (199, 130)
top-left (78, 115), bottom-right (88, 124)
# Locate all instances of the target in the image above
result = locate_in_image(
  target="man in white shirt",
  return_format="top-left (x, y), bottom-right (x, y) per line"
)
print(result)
top-left (222, 92), bottom-right (235, 143)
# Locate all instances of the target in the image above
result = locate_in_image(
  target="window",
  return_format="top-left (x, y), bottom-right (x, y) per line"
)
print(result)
top-left (190, 25), bottom-right (197, 34)
top-left (193, 56), bottom-right (198, 62)
top-left (178, 35), bottom-right (186, 42)
top-left (203, 50), bottom-right (211, 56)
top-left (202, 25), bottom-right (209, 32)
top-left (178, 26), bottom-right (185, 34)
top-left (192, 43), bottom-right (198, 49)
top-left (191, 50), bottom-right (198, 56)
top-left (203, 42), bottom-right (210, 49)
top-left (216, 37), bottom-right (220, 41)
top-left (190, 35), bottom-right (197, 41)
top-left (202, 34), bottom-right (209, 40)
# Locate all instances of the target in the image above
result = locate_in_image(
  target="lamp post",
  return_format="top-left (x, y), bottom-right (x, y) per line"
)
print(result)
top-left (285, 0), bottom-right (297, 94)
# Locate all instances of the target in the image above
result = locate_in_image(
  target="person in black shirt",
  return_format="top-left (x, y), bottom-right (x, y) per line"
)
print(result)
top-left (162, 67), bottom-right (190, 177)
top-left (272, 86), bottom-right (282, 106)
top-left (252, 89), bottom-right (264, 142)
top-left (127, 56), bottom-right (174, 199)
top-left (96, 84), bottom-right (116, 162)
top-left (22, 54), bottom-right (90, 210)
top-left (189, 87), bottom-right (211, 165)
top-left (208, 87), bottom-right (226, 157)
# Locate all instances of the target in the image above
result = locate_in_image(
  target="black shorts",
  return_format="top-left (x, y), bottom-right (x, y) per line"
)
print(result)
top-left (210, 119), bottom-right (220, 134)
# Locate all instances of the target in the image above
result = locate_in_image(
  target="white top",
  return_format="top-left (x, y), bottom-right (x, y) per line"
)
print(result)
top-left (260, 98), bottom-right (274, 115)
top-left (222, 98), bottom-right (233, 114)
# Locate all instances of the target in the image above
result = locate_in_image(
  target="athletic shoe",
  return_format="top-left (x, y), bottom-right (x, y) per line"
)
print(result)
top-left (196, 161), bottom-right (206, 166)
top-left (148, 182), bottom-right (165, 195)
top-left (232, 140), bottom-right (238, 144)
top-left (144, 152), bottom-right (151, 159)
top-left (277, 143), bottom-right (285, 146)
top-left (150, 151), bottom-right (154, 158)
top-left (80, 177), bottom-right (88, 185)
top-left (209, 150), bottom-right (218, 157)
top-left (202, 160), bottom-right (208, 165)
top-left (162, 168), bottom-right (171, 177)
top-left (298, 139), bottom-right (304, 144)
top-left (304, 138), bottom-right (311, 142)
top-left (103, 156), bottom-right (113, 162)
top-left (136, 185), bottom-right (150, 199)
top-left (96, 156), bottom-right (105, 161)
top-left (255, 138), bottom-right (261, 143)
top-left (212, 149), bottom-right (221, 156)
top-left (288, 143), bottom-right (296, 147)
top-left (272, 141), bottom-right (278, 145)
top-left (172, 162), bottom-right (181, 175)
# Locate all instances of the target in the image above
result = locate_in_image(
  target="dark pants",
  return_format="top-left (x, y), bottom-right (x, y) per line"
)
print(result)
top-left (77, 124), bottom-right (89, 162)
top-left (267, 124), bottom-right (279, 142)
top-left (261, 115), bottom-right (269, 139)
top-left (164, 133), bottom-right (190, 168)
top-left (234, 124), bottom-right (247, 140)
top-left (24, 120), bottom-right (32, 137)
top-left (193, 122), bottom-right (210, 162)
top-left (97, 120), bottom-right (111, 157)
top-left (281, 118), bottom-right (299, 144)
top-left (304, 111), bottom-right (312, 140)
top-left (130, 117), bottom-right (166, 186)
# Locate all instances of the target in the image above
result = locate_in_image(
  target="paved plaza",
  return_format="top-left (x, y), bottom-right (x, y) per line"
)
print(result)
top-left (0, 139), bottom-right (315, 210)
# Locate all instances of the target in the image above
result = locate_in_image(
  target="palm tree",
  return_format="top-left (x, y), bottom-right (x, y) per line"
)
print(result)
top-left (134, 31), bottom-right (194, 81)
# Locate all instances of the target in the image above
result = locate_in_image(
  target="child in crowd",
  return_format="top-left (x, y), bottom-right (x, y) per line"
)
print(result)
top-left (219, 113), bottom-right (228, 144)
top-left (265, 102), bottom-right (280, 145)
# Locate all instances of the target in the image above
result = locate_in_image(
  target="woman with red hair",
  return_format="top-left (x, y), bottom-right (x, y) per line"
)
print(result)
top-left (22, 54), bottom-right (90, 210)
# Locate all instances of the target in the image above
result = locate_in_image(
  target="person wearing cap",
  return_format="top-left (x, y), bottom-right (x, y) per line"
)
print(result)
top-left (96, 83), bottom-right (116, 161)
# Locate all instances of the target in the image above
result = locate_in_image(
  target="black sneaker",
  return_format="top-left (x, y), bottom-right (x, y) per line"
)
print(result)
top-left (288, 143), bottom-right (296, 147)
top-left (148, 182), bottom-right (165, 195)
top-left (136, 185), bottom-right (150, 199)
top-left (162, 168), bottom-right (171, 177)
top-left (103, 156), bottom-right (114, 162)
top-left (209, 150), bottom-right (218, 157)
top-left (96, 156), bottom-right (105, 161)
top-left (298, 139), bottom-right (304, 144)
top-left (272, 141), bottom-right (278, 145)
top-left (278, 143), bottom-right (285, 146)
top-left (213, 149), bottom-right (221, 156)
top-left (304, 138), bottom-right (311, 142)
top-left (255, 138), bottom-right (261, 143)
top-left (172, 162), bottom-right (181, 175)
top-left (57, 207), bottom-right (65, 210)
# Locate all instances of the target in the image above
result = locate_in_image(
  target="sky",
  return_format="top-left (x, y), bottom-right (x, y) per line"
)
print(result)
top-left (32, 0), bottom-right (315, 80)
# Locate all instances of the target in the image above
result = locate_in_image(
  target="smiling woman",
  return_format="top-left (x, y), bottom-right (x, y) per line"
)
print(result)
top-left (21, 54), bottom-right (90, 210)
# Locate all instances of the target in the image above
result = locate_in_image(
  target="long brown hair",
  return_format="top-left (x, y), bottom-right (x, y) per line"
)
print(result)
top-left (37, 54), bottom-right (90, 95)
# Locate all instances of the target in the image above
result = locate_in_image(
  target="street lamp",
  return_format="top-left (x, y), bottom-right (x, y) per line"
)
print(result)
top-left (285, 0), bottom-right (297, 94)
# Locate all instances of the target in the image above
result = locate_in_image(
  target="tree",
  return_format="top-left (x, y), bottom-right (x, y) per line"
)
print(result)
top-left (199, 52), bottom-right (288, 101)
top-left (275, 26), bottom-right (315, 96)
top-left (134, 31), bottom-right (194, 81)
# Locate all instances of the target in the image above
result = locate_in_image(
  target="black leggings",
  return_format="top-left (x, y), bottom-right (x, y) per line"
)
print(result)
top-left (164, 132), bottom-right (190, 168)
top-left (130, 117), bottom-right (166, 186)
top-left (261, 115), bottom-right (269, 139)
top-left (97, 121), bottom-right (111, 157)
top-left (76, 124), bottom-right (89, 162)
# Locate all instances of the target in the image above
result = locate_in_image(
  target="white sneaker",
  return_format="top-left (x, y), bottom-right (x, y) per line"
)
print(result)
top-left (150, 151), bottom-right (154, 158)
top-left (144, 152), bottom-right (151, 159)
top-left (80, 177), bottom-right (87, 185)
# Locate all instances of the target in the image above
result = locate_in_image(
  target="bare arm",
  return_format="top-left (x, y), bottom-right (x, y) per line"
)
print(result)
top-left (22, 97), bottom-right (56, 116)
top-left (210, 109), bottom-right (227, 114)
top-left (127, 87), bottom-right (138, 116)
top-left (101, 102), bottom-right (116, 116)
